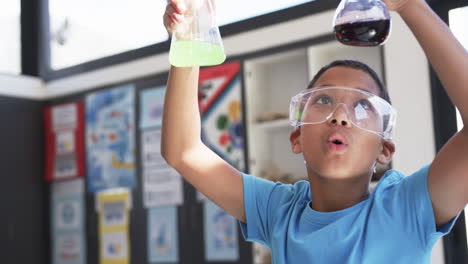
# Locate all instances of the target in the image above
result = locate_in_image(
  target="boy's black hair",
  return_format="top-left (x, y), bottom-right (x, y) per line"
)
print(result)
top-left (307, 60), bottom-right (392, 104)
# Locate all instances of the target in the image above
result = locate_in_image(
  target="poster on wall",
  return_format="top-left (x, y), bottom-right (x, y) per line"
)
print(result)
top-left (51, 179), bottom-right (86, 264)
top-left (148, 206), bottom-right (179, 263)
top-left (86, 85), bottom-right (136, 192)
top-left (140, 87), bottom-right (166, 130)
top-left (203, 200), bottom-right (239, 262)
top-left (97, 189), bottom-right (132, 264)
top-left (141, 129), bottom-right (183, 208)
top-left (199, 62), bottom-right (246, 172)
top-left (44, 103), bottom-right (85, 182)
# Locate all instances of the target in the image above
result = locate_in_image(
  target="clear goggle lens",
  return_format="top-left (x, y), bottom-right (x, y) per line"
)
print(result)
top-left (289, 86), bottom-right (397, 139)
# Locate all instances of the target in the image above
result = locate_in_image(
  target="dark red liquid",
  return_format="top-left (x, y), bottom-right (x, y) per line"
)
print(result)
top-left (334, 19), bottom-right (391, 47)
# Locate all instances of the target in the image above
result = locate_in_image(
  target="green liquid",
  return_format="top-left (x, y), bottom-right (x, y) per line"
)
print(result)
top-left (169, 40), bottom-right (226, 67)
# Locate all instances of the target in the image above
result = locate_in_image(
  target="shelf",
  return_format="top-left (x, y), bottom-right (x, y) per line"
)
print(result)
top-left (252, 119), bottom-right (291, 131)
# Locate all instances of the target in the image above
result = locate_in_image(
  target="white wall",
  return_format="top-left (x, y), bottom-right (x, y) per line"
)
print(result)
top-left (4, 8), bottom-right (445, 264)
top-left (384, 13), bottom-right (444, 263)
top-left (0, 74), bottom-right (45, 99)
top-left (384, 14), bottom-right (435, 174)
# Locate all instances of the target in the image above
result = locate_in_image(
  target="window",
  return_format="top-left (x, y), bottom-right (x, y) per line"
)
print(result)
top-left (48, 0), bottom-right (312, 70)
top-left (449, 5), bottom-right (468, 248)
top-left (449, 7), bottom-right (468, 49)
top-left (48, 0), bottom-right (169, 70)
top-left (0, 0), bottom-right (21, 74)
top-left (216, 0), bottom-right (311, 26)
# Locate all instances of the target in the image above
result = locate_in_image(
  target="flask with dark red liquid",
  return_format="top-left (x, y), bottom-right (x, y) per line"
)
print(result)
top-left (333, 0), bottom-right (392, 47)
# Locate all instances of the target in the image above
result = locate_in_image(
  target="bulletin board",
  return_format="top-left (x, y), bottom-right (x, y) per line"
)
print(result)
top-left (46, 67), bottom-right (252, 264)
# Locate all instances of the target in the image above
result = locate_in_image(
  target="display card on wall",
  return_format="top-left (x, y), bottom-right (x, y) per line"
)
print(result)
top-left (44, 102), bottom-right (85, 182)
top-left (148, 206), bottom-right (179, 263)
top-left (86, 85), bottom-right (136, 192)
top-left (203, 199), bottom-right (239, 262)
top-left (140, 87), bottom-right (166, 130)
top-left (97, 189), bottom-right (132, 264)
top-left (51, 179), bottom-right (86, 264)
top-left (199, 62), bottom-right (246, 172)
top-left (141, 129), bottom-right (183, 208)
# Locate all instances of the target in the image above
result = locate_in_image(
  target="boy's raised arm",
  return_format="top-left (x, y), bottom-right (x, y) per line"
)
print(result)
top-left (389, 0), bottom-right (468, 226)
top-left (160, 2), bottom-right (245, 223)
top-left (395, 0), bottom-right (468, 117)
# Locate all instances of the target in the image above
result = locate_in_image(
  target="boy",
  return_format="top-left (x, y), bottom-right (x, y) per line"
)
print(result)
top-left (162, 0), bottom-right (468, 262)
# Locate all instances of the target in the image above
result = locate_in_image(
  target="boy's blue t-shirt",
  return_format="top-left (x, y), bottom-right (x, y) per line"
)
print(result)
top-left (239, 164), bottom-right (461, 264)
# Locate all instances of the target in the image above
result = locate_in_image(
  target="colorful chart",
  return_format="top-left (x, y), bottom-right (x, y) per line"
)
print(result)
top-left (199, 62), bottom-right (246, 171)
top-left (86, 85), bottom-right (136, 192)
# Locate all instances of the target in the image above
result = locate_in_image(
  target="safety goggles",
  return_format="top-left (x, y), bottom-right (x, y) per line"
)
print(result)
top-left (289, 86), bottom-right (397, 139)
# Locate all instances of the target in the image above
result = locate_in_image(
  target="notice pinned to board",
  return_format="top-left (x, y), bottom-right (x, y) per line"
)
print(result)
top-left (148, 206), bottom-right (179, 263)
top-left (203, 200), bottom-right (239, 262)
top-left (86, 85), bottom-right (136, 192)
top-left (141, 129), bottom-right (183, 208)
top-left (51, 179), bottom-right (86, 264)
top-left (199, 62), bottom-right (246, 172)
top-left (96, 189), bottom-right (131, 264)
top-left (44, 102), bottom-right (85, 182)
top-left (139, 87), bottom-right (166, 130)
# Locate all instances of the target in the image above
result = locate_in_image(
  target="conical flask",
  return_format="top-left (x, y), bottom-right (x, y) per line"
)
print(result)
top-left (169, 0), bottom-right (226, 67)
top-left (333, 0), bottom-right (392, 46)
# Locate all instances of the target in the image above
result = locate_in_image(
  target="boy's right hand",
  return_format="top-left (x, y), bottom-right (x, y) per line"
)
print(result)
top-left (383, 0), bottom-right (424, 14)
top-left (163, 0), bottom-right (187, 36)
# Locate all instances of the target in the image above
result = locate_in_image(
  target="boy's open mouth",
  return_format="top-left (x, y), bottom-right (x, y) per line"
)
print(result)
top-left (332, 139), bottom-right (343, 145)
top-left (327, 133), bottom-right (348, 152)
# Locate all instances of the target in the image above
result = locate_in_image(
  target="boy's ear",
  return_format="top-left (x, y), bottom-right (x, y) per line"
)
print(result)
top-left (289, 128), bottom-right (302, 154)
top-left (377, 140), bottom-right (395, 165)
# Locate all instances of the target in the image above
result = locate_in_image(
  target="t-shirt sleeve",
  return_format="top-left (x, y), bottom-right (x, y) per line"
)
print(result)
top-left (389, 164), bottom-right (461, 250)
top-left (238, 173), bottom-right (290, 247)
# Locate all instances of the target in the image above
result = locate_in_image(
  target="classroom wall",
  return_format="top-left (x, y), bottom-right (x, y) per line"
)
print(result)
top-left (0, 75), bottom-right (47, 264)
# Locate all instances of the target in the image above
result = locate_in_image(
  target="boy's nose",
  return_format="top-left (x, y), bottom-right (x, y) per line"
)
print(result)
top-left (328, 105), bottom-right (352, 128)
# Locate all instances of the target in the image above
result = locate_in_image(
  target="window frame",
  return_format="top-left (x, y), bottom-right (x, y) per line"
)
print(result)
top-left (28, 0), bottom-right (338, 80)
top-left (21, 0), bottom-right (48, 77)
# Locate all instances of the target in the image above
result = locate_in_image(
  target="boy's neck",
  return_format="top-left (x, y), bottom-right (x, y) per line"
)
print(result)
top-left (307, 174), bottom-right (371, 213)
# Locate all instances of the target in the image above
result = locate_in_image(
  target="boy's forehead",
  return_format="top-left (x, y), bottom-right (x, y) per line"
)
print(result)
top-left (311, 67), bottom-right (380, 95)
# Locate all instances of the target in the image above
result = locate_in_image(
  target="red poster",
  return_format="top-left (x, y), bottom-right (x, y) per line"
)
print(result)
top-left (44, 102), bottom-right (85, 182)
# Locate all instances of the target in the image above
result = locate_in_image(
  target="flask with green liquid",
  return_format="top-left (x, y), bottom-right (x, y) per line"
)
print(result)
top-left (169, 0), bottom-right (226, 67)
